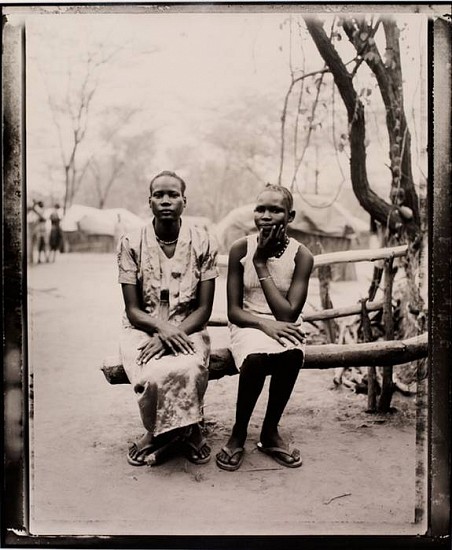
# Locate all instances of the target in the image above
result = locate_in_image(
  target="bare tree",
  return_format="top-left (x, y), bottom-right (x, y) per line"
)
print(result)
top-left (86, 106), bottom-right (140, 209)
top-left (47, 47), bottom-right (121, 213)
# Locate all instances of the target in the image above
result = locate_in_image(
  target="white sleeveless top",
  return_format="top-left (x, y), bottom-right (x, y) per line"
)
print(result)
top-left (242, 235), bottom-right (301, 319)
top-left (229, 235), bottom-right (306, 369)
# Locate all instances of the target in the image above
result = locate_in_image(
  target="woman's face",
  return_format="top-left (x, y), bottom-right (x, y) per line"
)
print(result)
top-left (254, 190), bottom-right (291, 236)
top-left (149, 175), bottom-right (186, 221)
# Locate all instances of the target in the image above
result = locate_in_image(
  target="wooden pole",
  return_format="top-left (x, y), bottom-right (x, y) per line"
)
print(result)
top-left (316, 241), bottom-right (338, 344)
top-left (378, 256), bottom-right (396, 412)
top-left (359, 298), bottom-right (377, 413)
top-left (318, 263), bottom-right (338, 344)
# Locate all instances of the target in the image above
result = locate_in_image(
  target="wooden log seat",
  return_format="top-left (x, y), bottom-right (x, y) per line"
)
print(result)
top-left (101, 333), bottom-right (428, 385)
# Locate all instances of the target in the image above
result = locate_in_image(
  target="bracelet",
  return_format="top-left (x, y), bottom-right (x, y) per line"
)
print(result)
top-left (258, 275), bottom-right (272, 281)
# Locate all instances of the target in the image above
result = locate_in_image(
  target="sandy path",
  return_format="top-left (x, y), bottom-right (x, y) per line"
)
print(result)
top-left (27, 253), bottom-right (422, 536)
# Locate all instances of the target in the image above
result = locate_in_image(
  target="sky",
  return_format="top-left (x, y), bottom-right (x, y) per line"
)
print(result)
top-left (21, 9), bottom-right (427, 204)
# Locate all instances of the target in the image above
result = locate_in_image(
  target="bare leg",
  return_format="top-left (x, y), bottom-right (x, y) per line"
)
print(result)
top-left (260, 350), bottom-right (303, 464)
top-left (217, 354), bottom-right (269, 467)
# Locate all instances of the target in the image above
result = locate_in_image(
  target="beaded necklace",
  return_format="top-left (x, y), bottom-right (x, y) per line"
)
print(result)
top-left (156, 236), bottom-right (178, 246)
top-left (271, 235), bottom-right (290, 259)
top-left (154, 219), bottom-right (180, 246)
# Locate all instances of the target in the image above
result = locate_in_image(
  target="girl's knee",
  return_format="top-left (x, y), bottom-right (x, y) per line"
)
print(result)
top-left (285, 348), bottom-right (304, 365)
top-left (241, 353), bottom-right (271, 376)
top-left (269, 349), bottom-right (303, 375)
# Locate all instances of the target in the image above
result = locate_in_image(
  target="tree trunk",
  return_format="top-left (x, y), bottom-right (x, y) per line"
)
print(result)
top-left (342, 17), bottom-right (420, 238)
top-left (304, 17), bottom-right (403, 232)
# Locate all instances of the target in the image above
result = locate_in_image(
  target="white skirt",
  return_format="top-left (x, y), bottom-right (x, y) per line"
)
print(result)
top-left (229, 321), bottom-right (306, 370)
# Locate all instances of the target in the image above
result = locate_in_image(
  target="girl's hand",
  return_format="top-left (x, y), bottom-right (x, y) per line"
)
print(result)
top-left (137, 335), bottom-right (166, 365)
top-left (253, 225), bottom-right (284, 265)
top-left (155, 321), bottom-right (196, 356)
top-left (258, 319), bottom-right (306, 347)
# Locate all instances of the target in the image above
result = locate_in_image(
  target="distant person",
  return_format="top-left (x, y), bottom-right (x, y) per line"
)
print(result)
top-left (216, 184), bottom-right (313, 471)
top-left (49, 203), bottom-right (63, 262)
top-left (117, 171), bottom-right (218, 466)
top-left (27, 203), bottom-right (40, 264)
top-left (32, 201), bottom-right (49, 264)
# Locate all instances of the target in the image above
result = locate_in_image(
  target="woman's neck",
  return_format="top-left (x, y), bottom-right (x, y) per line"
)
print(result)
top-left (153, 219), bottom-right (181, 241)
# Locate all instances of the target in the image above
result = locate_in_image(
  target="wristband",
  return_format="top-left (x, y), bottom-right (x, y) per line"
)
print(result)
top-left (258, 275), bottom-right (272, 281)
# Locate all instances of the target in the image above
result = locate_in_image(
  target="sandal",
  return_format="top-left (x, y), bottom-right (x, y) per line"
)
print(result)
top-left (257, 441), bottom-right (302, 468)
top-left (184, 438), bottom-right (211, 465)
top-left (127, 442), bottom-right (156, 466)
top-left (215, 446), bottom-right (245, 471)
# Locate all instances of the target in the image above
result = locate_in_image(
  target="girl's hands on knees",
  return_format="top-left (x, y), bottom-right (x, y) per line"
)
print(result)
top-left (137, 335), bottom-right (166, 365)
top-left (258, 319), bottom-right (306, 347)
top-left (155, 321), bottom-right (196, 356)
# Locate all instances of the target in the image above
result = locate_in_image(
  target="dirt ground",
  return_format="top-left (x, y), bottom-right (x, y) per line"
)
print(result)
top-left (27, 252), bottom-right (424, 536)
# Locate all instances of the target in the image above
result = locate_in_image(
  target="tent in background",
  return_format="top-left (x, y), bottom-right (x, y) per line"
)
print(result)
top-left (78, 207), bottom-right (145, 236)
top-left (61, 206), bottom-right (211, 253)
top-left (61, 205), bottom-right (100, 232)
top-left (62, 205), bottom-right (144, 253)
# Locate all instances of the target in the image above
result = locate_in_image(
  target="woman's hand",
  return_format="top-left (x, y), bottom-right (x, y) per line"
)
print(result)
top-left (137, 335), bottom-right (166, 365)
top-left (155, 321), bottom-right (196, 356)
top-left (253, 225), bottom-right (284, 265)
top-left (258, 318), bottom-right (306, 347)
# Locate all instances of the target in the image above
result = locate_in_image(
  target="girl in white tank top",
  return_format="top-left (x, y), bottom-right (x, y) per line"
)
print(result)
top-left (216, 185), bottom-right (314, 471)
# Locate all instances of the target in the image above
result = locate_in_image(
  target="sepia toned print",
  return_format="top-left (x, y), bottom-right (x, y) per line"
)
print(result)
top-left (2, 3), bottom-right (450, 546)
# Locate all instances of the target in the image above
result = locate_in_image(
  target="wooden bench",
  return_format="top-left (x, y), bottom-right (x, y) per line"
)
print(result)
top-left (101, 333), bottom-right (428, 385)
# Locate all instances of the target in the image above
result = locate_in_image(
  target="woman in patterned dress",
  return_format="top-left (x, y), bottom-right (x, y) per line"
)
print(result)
top-left (117, 171), bottom-right (218, 466)
top-left (216, 185), bottom-right (313, 471)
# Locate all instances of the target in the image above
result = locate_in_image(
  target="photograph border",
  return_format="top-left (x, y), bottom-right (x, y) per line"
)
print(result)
top-left (2, 2), bottom-right (450, 548)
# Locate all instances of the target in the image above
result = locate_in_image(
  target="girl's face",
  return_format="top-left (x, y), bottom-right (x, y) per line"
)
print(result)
top-left (149, 175), bottom-right (186, 221)
top-left (254, 190), bottom-right (293, 236)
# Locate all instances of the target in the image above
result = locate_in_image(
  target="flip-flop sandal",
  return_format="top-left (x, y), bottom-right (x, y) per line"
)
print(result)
top-left (216, 445), bottom-right (245, 471)
top-left (184, 438), bottom-right (211, 465)
top-left (257, 442), bottom-right (302, 468)
top-left (127, 442), bottom-right (156, 466)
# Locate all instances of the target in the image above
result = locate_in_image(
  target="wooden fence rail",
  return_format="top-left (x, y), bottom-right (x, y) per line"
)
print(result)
top-left (101, 333), bottom-right (428, 385)
top-left (208, 300), bottom-right (385, 327)
top-left (217, 244), bottom-right (409, 269)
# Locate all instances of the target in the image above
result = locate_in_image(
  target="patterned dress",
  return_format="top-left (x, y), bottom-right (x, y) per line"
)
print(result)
top-left (229, 235), bottom-right (306, 370)
top-left (117, 219), bottom-right (218, 437)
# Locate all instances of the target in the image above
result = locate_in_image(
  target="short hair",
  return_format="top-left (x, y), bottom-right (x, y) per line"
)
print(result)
top-left (149, 171), bottom-right (186, 195)
top-left (258, 184), bottom-right (294, 212)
